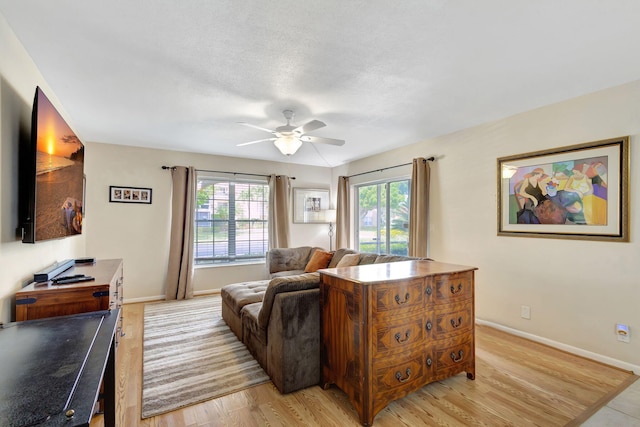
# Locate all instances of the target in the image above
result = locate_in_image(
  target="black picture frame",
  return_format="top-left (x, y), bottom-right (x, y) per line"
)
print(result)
top-left (109, 185), bottom-right (152, 204)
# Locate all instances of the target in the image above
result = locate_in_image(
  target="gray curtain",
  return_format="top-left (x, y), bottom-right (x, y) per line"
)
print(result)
top-left (335, 176), bottom-right (350, 250)
top-left (165, 166), bottom-right (195, 300)
top-left (408, 158), bottom-right (430, 257)
top-left (268, 174), bottom-right (290, 249)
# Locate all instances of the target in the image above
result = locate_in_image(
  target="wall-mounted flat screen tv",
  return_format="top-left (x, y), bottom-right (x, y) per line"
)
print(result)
top-left (19, 87), bottom-right (85, 243)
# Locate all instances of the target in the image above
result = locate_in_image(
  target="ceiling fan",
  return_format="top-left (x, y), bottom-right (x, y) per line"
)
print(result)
top-left (237, 109), bottom-right (345, 156)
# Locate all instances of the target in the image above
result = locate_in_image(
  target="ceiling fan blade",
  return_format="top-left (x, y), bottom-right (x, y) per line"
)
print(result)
top-left (237, 122), bottom-right (275, 134)
top-left (236, 138), bottom-right (276, 147)
top-left (302, 135), bottom-right (345, 146)
top-left (294, 119), bottom-right (326, 134)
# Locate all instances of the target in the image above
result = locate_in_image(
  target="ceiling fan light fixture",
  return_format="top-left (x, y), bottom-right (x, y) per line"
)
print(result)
top-left (237, 109), bottom-right (343, 155)
top-left (274, 135), bottom-right (302, 156)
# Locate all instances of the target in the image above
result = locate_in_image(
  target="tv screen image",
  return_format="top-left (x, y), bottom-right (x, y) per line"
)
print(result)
top-left (21, 87), bottom-right (84, 243)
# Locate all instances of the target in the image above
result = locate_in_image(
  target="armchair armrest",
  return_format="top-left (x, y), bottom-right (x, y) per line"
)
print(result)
top-left (258, 273), bottom-right (321, 327)
top-left (267, 289), bottom-right (320, 393)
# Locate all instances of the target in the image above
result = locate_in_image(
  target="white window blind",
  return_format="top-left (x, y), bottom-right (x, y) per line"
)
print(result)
top-left (194, 173), bottom-right (269, 265)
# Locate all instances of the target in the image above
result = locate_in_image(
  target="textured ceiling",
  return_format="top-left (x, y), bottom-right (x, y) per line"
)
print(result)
top-left (2, 1), bottom-right (640, 166)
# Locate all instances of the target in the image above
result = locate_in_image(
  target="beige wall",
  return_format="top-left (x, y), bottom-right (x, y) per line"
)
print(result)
top-left (85, 142), bottom-right (332, 301)
top-left (0, 14), bottom-right (86, 324)
top-left (334, 80), bottom-right (640, 373)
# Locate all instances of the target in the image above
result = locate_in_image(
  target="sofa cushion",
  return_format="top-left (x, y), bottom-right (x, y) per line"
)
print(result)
top-left (258, 273), bottom-right (321, 328)
top-left (336, 253), bottom-right (360, 267)
top-left (304, 250), bottom-right (333, 273)
top-left (358, 253), bottom-right (379, 265)
top-left (242, 302), bottom-right (266, 346)
top-left (220, 279), bottom-right (270, 315)
top-left (270, 269), bottom-right (306, 278)
top-left (374, 255), bottom-right (420, 263)
top-left (328, 248), bottom-right (358, 267)
top-left (267, 246), bottom-right (319, 275)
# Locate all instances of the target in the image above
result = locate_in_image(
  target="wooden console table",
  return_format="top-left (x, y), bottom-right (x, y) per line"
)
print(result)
top-left (15, 259), bottom-right (124, 344)
top-left (319, 260), bottom-right (477, 426)
top-left (0, 309), bottom-right (119, 426)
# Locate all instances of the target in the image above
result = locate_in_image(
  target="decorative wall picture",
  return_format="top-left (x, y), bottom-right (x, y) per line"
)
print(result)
top-left (293, 188), bottom-right (330, 223)
top-left (27, 87), bottom-right (85, 242)
top-left (109, 186), bottom-right (152, 204)
top-left (497, 137), bottom-right (629, 241)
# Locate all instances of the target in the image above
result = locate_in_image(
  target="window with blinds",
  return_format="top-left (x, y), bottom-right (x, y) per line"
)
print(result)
top-left (194, 174), bottom-right (269, 265)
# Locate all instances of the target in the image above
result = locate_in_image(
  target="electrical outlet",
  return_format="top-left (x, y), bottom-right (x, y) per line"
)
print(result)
top-left (616, 323), bottom-right (630, 343)
top-left (521, 305), bottom-right (531, 320)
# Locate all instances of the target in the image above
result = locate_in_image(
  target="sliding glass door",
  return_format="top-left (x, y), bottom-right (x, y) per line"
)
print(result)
top-left (355, 179), bottom-right (410, 255)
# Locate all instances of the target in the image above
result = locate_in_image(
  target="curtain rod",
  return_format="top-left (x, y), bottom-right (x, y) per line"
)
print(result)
top-left (345, 156), bottom-right (435, 179)
top-left (161, 166), bottom-right (296, 180)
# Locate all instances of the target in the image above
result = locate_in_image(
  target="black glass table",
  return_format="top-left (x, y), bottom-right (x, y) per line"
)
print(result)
top-left (0, 309), bottom-right (118, 427)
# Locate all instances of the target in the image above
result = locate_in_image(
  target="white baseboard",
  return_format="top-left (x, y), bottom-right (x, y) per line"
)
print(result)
top-left (194, 289), bottom-right (221, 296)
top-left (124, 289), bottom-right (221, 305)
top-left (476, 318), bottom-right (640, 375)
top-left (123, 295), bottom-right (164, 304)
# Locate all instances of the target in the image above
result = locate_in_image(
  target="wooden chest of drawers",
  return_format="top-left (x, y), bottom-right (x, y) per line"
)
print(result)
top-left (319, 260), bottom-right (477, 426)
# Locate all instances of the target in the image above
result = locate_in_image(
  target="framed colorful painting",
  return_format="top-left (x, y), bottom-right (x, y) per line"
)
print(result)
top-left (497, 137), bottom-right (629, 241)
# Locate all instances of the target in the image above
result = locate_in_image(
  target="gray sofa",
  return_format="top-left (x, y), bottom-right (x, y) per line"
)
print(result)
top-left (220, 246), bottom-right (324, 340)
top-left (220, 246), bottom-right (425, 394)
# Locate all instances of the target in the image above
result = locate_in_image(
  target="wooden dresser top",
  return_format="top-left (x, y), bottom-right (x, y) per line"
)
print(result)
top-left (319, 260), bottom-right (477, 284)
top-left (18, 258), bottom-right (123, 294)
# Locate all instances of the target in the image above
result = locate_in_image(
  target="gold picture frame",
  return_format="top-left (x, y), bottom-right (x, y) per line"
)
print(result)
top-left (497, 137), bottom-right (629, 241)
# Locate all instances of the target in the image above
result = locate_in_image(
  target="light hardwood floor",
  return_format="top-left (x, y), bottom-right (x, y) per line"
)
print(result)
top-left (91, 301), bottom-right (637, 427)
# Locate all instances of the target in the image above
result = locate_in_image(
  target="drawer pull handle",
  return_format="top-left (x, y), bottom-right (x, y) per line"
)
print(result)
top-left (395, 368), bottom-right (412, 383)
top-left (425, 286), bottom-right (432, 296)
top-left (395, 293), bottom-right (410, 305)
top-left (426, 357), bottom-right (432, 367)
top-left (450, 284), bottom-right (463, 294)
top-left (394, 330), bottom-right (411, 343)
top-left (450, 350), bottom-right (464, 363)
top-left (425, 321), bottom-right (432, 331)
top-left (450, 317), bottom-right (463, 328)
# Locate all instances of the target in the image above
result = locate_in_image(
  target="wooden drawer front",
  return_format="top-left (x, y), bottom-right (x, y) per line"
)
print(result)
top-left (16, 287), bottom-right (110, 321)
top-left (433, 272), bottom-right (472, 304)
top-left (374, 316), bottom-right (424, 356)
top-left (424, 348), bottom-right (435, 376)
top-left (374, 353), bottom-right (425, 393)
top-left (434, 338), bottom-right (473, 375)
top-left (373, 278), bottom-right (424, 316)
top-left (434, 304), bottom-right (473, 337)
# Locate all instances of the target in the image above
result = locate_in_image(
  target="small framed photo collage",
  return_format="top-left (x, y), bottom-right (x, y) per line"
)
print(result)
top-left (109, 186), bottom-right (152, 204)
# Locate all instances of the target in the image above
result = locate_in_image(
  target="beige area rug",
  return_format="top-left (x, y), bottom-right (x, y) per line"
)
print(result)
top-left (142, 295), bottom-right (270, 418)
